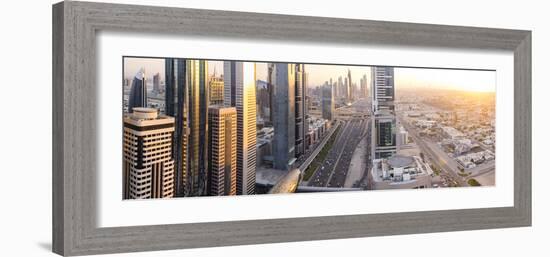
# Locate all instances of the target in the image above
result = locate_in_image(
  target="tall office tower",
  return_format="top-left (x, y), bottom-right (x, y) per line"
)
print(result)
top-left (322, 81), bottom-right (334, 121)
top-left (332, 83), bottom-right (337, 102)
top-left (343, 76), bottom-right (348, 101)
top-left (153, 72), bottom-right (161, 94)
top-left (267, 64), bottom-right (274, 125)
top-left (294, 64), bottom-right (305, 158)
top-left (123, 108), bottom-right (175, 199)
top-left (347, 69), bottom-right (353, 103)
top-left (269, 63), bottom-right (296, 171)
top-left (256, 80), bottom-right (271, 123)
top-left (209, 76), bottom-right (224, 105)
top-left (337, 76), bottom-right (343, 98)
top-left (128, 68), bottom-right (147, 113)
top-left (165, 58), bottom-right (188, 196)
top-left (371, 66), bottom-right (397, 159)
top-left (207, 106), bottom-right (237, 196)
top-left (371, 66), bottom-right (395, 112)
top-left (187, 60), bottom-right (209, 196)
top-left (224, 61), bottom-right (258, 195)
top-left (360, 76), bottom-right (364, 98)
top-left (302, 70), bottom-right (309, 150)
top-left (361, 74), bottom-right (368, 98)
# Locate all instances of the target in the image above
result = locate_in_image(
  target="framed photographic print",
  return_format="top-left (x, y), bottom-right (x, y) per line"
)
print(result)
top-left (52, 1), bottom-right (531, 256)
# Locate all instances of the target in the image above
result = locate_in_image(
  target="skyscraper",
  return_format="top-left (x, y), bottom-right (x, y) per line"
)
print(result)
top-left (294, 64), bottom-right (306, 158)
top-left (124, 78), bottom-right (130, 88)
top-left (165, 58), bottom-right (188, 197)
top-left (343, 76), bottom-right (348, 102)
top-left (123, 108), bottom-right (175, 199)
top-left (256, 79), bottom-right (271, 123)
top-left (153, 72), bottom-right (161, 94)
top-left (337, 76), bottom-right (343, 98)
top-left (207, 106), bottom-right (237, 196)
top-left (371, 66), bottom-right (395, 112)
top-left (209, 76), bottom-right (224, 105)
top-left (360, 74), bottom-right (368, 99)
top-left (322, 81), bottom-right (334, 121)
top-left (270, 63), bottom-right (296, 170)
top-left (371, 66), bottom-right (397, 159)
top-left (267, 64), bottom-right (275, 125)
top-left (165, 59), bottom-right (209, 197)
top-left (268, 63), bottom-right (296, 170)
top-left (128, 68), bottom-right (147, 113)
top-left (187, 60), bottom-right (209, 196)
top-left (347, 69), bottom-right (353, 104)
top-left (303, 70), bottom-right (309, 150)
top-left (224, 61), bottom-right (257, 195)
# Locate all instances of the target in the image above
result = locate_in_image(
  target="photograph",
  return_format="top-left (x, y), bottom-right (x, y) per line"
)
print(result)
top-left (122, 57), bottom-right (496, 199)
top-left (38, 1), bottom-right (539, 256)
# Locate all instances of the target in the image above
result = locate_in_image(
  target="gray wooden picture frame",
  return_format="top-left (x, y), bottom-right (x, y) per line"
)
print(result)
top-left (52, 1), bottom-right (531, 256)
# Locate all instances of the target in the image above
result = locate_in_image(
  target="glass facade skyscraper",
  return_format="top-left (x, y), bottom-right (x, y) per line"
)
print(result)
top-left (165, 58), bottom-right (188, 196)
top-left (187, 60), bottom-right (209, 196)
top-left (294, 64), bottom-right (306, 158)
top-left (371, 66), bottom-right (397, 159)
top-left (128, 69), bottom-right (147, 113)
top-left (224, 61), bottom-right (258, 195)
top-left (270, 63), bottom-right (296, 171)
top-left (322, 81), bottom-right (334, 121)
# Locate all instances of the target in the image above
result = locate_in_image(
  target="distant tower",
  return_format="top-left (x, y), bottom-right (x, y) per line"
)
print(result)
top-left (360, 74), bottom-right (368, 98)
top-left (343, 77), bottom-right (348, 101)
top-left (224, 61), bottom-right (258, 195)
top-left (371, 66), bottom-right (397, 159)
top-left (363, 73), bottom-right (368, 98)
top-left (267, 64), bottom-right (275, 124)
top-left (153, 72), bottom-right (161, 94)
top-left (302, 69), bottom-right (309, 150)
top-left (128, 68), bottom-right (147, 113)
top-left (322, 81), bottom-right (334, 121)
top-left (347, 69), bottom-right (353, 104)
top-left (256, 80), bottom-right (271, 123)
top-left (337, 76), bottom-right (343, 98)
top-left (207, 106), bottom-right (237, 196)
top-left (270, 63), bottom-right (296, 170)
top-left (123, 108), bottom-right (175, 199)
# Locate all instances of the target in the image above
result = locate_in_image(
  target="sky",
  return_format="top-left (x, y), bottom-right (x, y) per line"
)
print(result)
top-left (123, 57), bottom-right (495, 93)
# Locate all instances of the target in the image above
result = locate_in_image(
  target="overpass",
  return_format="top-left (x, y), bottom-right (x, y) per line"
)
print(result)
top-left (266, 168), bottom-right (363, 194)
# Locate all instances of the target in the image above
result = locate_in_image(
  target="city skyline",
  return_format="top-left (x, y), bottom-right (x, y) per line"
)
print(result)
top-left (122, 56), bottom-right (496, 200)
top-left (124, 57), bottom-right (495, 93)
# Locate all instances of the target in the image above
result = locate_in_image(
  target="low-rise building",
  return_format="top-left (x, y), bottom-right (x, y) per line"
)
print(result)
top-left (456, 150), bottom-right (495, 169)
top-left (371, 155), bottom-right (433, 190)
top-left (441, 126), bottom-right (464, 140)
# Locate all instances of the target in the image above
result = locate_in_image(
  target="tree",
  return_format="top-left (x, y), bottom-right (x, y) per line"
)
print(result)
top-left (468, 179), bottom-right (481, 186)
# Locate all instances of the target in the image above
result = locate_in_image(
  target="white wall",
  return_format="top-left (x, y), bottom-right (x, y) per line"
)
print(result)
top-left (0, 0), bottom-right (547, 256)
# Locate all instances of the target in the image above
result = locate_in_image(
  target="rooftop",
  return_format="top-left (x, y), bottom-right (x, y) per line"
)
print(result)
top-left (131, 107), bottom-right (158, 120)
top-left (387, 155), bottom-right (415, 168)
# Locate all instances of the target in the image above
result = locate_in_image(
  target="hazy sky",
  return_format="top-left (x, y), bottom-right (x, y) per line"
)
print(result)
top-left (123, 57), bottom-right (495, 93)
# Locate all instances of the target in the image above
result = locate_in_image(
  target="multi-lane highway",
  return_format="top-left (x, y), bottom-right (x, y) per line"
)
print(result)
top-left (327, 119), bottom-right (368, 187)
top-left (306, 99), bottom-right (371, 188)
top-left (307, 120), bottom-right (352, 187)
